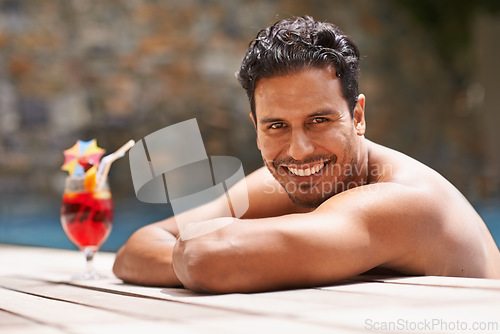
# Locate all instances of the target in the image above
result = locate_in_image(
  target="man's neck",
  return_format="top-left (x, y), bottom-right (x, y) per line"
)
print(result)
top-left (356, 137), bottom-right (372, 187)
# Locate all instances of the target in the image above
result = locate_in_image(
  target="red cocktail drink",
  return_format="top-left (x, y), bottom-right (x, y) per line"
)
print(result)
top-left (61, 190), bottom-right (113, 250)
top-left (60, 138), bottom-right (133, 280)
top-left (60, 175), bottom-right (114, 280)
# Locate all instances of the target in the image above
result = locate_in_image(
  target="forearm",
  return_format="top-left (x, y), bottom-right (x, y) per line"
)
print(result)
top-left (172, 213), bottom-right (358, 294)
top-left (113, 196), bottom-right (235, 286)
top-left (113, 224), bottom-right (182, 287)
top-left (172, 217), bottom-right (288, 293)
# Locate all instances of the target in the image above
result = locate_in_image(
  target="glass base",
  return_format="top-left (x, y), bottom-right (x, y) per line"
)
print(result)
top-left (69, 246), bottom-right (105, 280)
top-left (71, 269), bottom-right (105, 280)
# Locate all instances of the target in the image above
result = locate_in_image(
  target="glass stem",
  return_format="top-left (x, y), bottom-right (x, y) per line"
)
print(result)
top-left (84, 247), bottom-right (96, 274)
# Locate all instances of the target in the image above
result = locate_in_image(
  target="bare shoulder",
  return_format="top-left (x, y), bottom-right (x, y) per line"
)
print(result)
top-left (349, 141), bottom-right (500, 277)
top-left (366, 140), bottom-right (470, 208)
top-left (334, 141), bottom-right (448, 214)
top-left (315, 173), bottom-right (440, 256)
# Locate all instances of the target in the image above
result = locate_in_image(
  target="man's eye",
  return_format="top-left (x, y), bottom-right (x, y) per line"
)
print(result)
top-left (311, 117), bottom-right (328, 124)
top-left (269, 123), bottom-right (285, 129)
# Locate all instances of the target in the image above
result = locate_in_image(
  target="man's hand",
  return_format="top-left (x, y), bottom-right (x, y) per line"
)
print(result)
top-left (113, 221), bottom-right (182, 286)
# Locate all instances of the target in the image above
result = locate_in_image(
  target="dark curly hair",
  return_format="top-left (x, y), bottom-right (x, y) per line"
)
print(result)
top-left (237, 16), bottom-right (360, 119)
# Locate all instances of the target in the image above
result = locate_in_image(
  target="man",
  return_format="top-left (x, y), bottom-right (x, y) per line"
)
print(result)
top-left (113, 16), bottom-right (500, 293)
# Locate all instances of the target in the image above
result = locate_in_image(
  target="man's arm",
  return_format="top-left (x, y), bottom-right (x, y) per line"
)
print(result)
top-left (113, 192), bottom-right (245, 286)
top-left (172, 182), bottom-right (435, 293)
top-left (112, 219), bottom-right (181, 286)
top-left (113, 167), bottom-right (307, 286)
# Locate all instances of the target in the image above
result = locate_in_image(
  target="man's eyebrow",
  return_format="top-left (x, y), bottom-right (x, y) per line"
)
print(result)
top-left (259, 117), bottom-right (284, 124)
top-left (258, 109), bottom-right (338, 125)
top-left (308, 109), bottom-right (337, 117)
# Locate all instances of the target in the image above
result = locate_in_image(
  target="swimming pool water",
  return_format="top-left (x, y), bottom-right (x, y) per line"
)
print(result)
top-left (1, 197), bottom-right (499, 252)
top-left (0, 197), bottom-right (173, 252)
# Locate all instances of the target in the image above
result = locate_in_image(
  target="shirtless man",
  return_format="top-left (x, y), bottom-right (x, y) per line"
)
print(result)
top-left (113, 16), bottom-right (500, 293)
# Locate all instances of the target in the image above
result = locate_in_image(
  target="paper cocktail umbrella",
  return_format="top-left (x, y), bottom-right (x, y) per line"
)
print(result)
top-left (61, 139), bottom-right (105, 176)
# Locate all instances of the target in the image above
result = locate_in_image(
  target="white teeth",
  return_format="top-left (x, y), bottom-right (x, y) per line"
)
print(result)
top-left (288, 163), bottom-right (325, 176)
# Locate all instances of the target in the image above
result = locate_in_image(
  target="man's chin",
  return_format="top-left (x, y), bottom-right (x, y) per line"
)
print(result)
top-left (276, 180), bottom-right (335, 209)
top-left (286, 191), bottom-right (329, 209)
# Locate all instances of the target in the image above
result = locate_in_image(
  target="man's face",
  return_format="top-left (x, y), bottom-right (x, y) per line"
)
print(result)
top-left (253, 67), bottom-right (366, 208)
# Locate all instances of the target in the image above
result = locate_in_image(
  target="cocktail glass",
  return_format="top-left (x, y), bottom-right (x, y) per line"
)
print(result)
top-left (60, 176), bottom-right (113, 280)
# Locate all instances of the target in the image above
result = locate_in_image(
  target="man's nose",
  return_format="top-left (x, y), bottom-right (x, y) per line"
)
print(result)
top-left (287, 129), bottom-right (314, 161)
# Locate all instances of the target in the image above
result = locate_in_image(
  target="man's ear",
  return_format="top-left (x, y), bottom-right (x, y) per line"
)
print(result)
top-left (353, 94), bottom-right (366, 136)
top-left (249, 112), bottom-right (261, 150)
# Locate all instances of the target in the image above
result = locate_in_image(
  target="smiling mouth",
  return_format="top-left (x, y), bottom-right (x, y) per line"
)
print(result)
top-left (286, 162), bottom-right (327, 177)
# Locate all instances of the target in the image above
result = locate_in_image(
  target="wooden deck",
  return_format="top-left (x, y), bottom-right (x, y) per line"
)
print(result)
top-left (1, 244), bottom-right (499, 333)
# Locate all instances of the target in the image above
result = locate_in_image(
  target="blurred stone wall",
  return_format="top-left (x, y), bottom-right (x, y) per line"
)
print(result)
top-left (0, 0), bottom-right (498, 202)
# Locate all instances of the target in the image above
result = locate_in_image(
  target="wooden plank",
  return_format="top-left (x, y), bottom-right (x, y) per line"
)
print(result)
top-left (2, 245), bottom-right (499, 333)
top-left (1, 248), bottom-right (378, 321)
top-left (0, 288), bottom-right (69, 333)
top-left (0, 243), bottom-right (378, 333)
top-left (0, 285), bottom-right (143, 326)
top-left (61, 274), bottom-right (494, 333)
top-left (319, 281), bottom-right (500, 305)
top-left (19, 276), bottom-right (376, 332)
top-left (0, 276), bottom-right (252, 321)
top-left (64, 322), bottom-right (207, 334)
top-left (303, 281), bottom-right (500, 330)
top-left (352, 274), bottom-right (500, 290)
top-left (96, 283), bottom-right (373, 333)
top-left (62, 316), bottom-right (357, 334)
top-left (0, 244), bottom-right (115, 282)
top-left (4, 261), bottom-right (404, 316)
top-left (0, 309), bottom-right (66, 334)
top-left (180, 315), bottom-right (362, 334)
top-left (71, 279), bottom-right (369, 317)
top-left (0, 326), bottom-right (65, 334)
top-left (73, 274), bottom-right (500, 314)
top-left (0, 275), bottom-right (366, 333)
top-left (0, 309), bottom-right (40, 327)
top-left (27, 273), bottom-right (494, 334)
top-left (0, 279), bottom-right (357, 334)
top-left (298, 302), bottom-right (500, 332)
top-left (246, 286), bottom-right (412, 309)
top-left (0, 285), bottom-right (217, 334)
